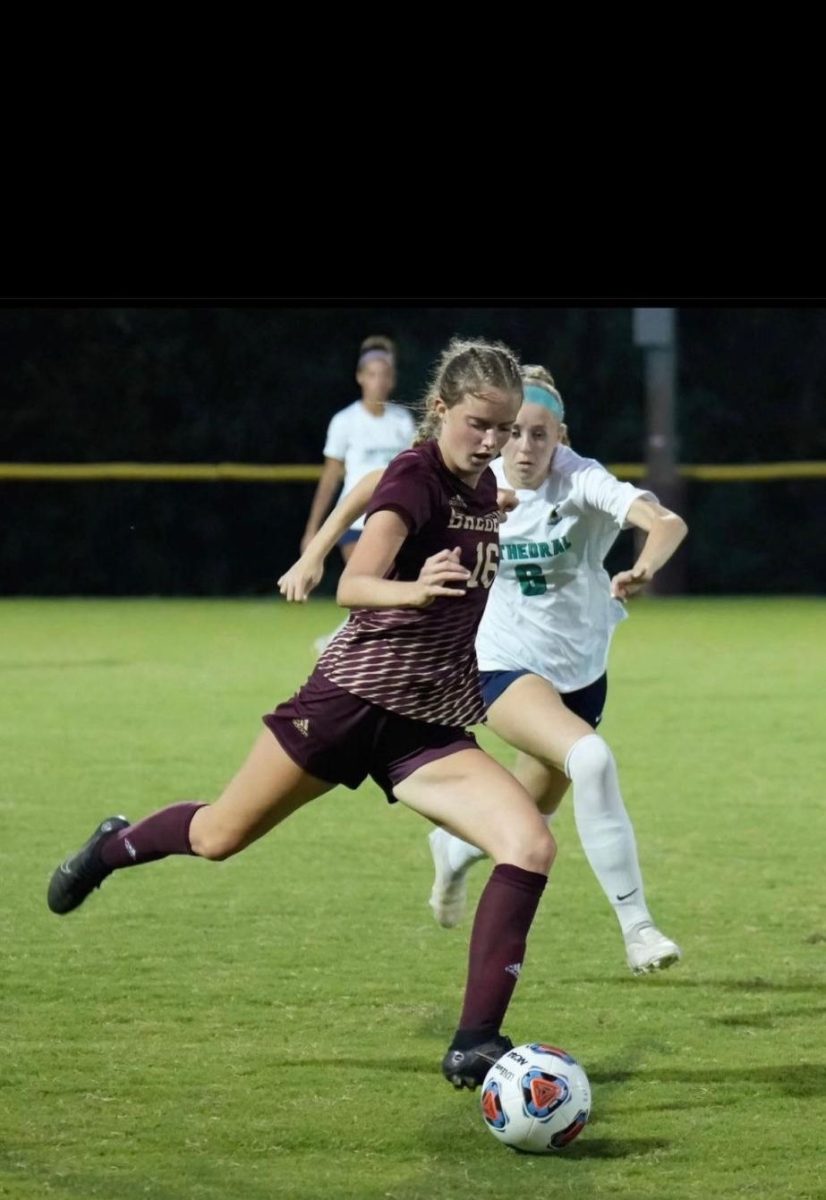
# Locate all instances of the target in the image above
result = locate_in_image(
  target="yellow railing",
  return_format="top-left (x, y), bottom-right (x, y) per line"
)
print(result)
top-left (0, 462), bottom-right (825, 483)
top-left (0, 463), bottom-right (325, 482)
top-left (608, 462), bottom-right (826, 482)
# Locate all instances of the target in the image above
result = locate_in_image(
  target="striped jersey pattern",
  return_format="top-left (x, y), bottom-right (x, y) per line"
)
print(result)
top-left (318, 440), bottom-right (500, 726)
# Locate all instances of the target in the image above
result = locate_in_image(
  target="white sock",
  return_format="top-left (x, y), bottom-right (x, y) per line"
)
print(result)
top-left (565, 734), bottom-right (652, 937)
top-left (443, 829), bottom-right (487, 875)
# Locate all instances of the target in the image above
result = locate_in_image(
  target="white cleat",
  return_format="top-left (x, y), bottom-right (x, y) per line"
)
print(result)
top-left (428, 828), bottom-right (468, 929)
top-left (625, 924), bottom-right (682, 975)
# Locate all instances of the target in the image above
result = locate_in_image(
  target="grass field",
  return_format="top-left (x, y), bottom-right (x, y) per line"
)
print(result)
top-left (1, 596), bottom-right (824, 1200)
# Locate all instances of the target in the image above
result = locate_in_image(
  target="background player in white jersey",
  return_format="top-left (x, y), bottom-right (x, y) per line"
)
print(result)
top-left (300, 335), bottom-right (416, 653)
top-left (279, 365), bottom-right (689, 975)
top-left (300, 334), bottom-right (415, 558)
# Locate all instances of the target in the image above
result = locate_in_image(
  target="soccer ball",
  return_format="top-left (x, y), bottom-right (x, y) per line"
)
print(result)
top-left (480, 1042), bottom-right (591, 1153)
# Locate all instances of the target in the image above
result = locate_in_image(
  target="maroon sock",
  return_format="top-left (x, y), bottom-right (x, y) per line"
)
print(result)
top-left (457, 863), bottom-right (547, 1037)
top-left (100, 802), bottom-right (206, 869)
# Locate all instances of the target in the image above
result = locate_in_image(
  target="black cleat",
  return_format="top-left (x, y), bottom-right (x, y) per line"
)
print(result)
top-left (47, 816), bottom-right (131, 914)
top-left (441, 1034), bottom-right (514, 1090)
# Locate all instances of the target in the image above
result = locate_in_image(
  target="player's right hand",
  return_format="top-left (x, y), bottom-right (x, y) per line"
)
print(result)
top-left (409, 547), bottom-right (470, 607)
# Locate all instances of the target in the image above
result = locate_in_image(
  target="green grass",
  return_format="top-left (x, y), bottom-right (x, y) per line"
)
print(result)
top-left (1, 596), bottom-right (825, 1200)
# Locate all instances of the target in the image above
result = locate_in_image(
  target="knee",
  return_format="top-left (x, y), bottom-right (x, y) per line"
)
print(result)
top-left (565, 733), bottom-right (614, 783)
top-left (531, 827), bottom-right (557, 875)
top-left (504, 824), bottom-right (556, 876)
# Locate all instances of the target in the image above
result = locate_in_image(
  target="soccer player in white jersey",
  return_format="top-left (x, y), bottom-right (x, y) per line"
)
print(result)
top-left (279, 364), bottom-right (689, 975)
top-left (431, 365), bottom-right (688, 973)
top-left (300, 335), bottom-right (416, 653)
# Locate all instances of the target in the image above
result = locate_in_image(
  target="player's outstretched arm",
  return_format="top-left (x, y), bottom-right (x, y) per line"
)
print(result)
top-left (278, 469), bottom-right (385, 602)
top-left (610, 499), bottom-right (688, 600)
top-left (300, 457), bottom-right (346, 554)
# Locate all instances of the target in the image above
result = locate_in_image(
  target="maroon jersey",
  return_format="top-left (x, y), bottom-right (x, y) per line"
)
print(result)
top-left (318, 440), bottom-right (500, 725)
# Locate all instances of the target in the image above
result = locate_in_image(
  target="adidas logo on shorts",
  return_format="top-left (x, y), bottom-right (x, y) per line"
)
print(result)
top-left (292, 718), bottom-right (310, 737)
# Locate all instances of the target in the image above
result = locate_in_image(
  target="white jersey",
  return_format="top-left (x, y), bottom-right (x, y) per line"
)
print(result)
top-left (323, 400), bottom-right (416, 530)
top-left (476, 448), bottom-right (655, 693)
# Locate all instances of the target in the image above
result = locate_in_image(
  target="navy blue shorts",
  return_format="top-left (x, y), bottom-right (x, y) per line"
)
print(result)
top-left (338, 528), bottom-right (361, 549)
top-left (264, 670), bottom-right (477, 803)
top-left (479, 670), bottom-right (607, 729)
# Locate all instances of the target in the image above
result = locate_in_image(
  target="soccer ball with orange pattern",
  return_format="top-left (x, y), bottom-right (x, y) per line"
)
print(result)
top-left (480, 1042), bottom-right (591, 1153)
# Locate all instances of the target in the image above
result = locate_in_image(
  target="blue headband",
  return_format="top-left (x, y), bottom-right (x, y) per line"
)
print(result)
top-left (523, 383), bottom-right (564, 420)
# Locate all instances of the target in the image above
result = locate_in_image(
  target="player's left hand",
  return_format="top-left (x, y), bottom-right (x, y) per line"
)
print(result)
top-left (278, 556), bottom-right (324, 602)
top-left (610, 565), bottom-right (651, 600)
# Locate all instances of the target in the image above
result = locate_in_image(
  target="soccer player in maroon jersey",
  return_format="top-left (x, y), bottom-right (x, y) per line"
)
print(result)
top-left (47, 338), bottom-right (556, 1090)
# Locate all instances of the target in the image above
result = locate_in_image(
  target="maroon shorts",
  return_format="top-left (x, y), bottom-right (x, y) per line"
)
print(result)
top-left (263, 670), bottom-right (477, 803)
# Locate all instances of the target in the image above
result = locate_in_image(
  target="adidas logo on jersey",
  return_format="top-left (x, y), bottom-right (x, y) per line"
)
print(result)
top-left (505, 962), bottom-right (522, 979)
top-left (547, 505), bottom-right (562, 527)
top-left (449, 493), bottom-right (468, 510)
top-left (292, 718), bottom-right (310, 737)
